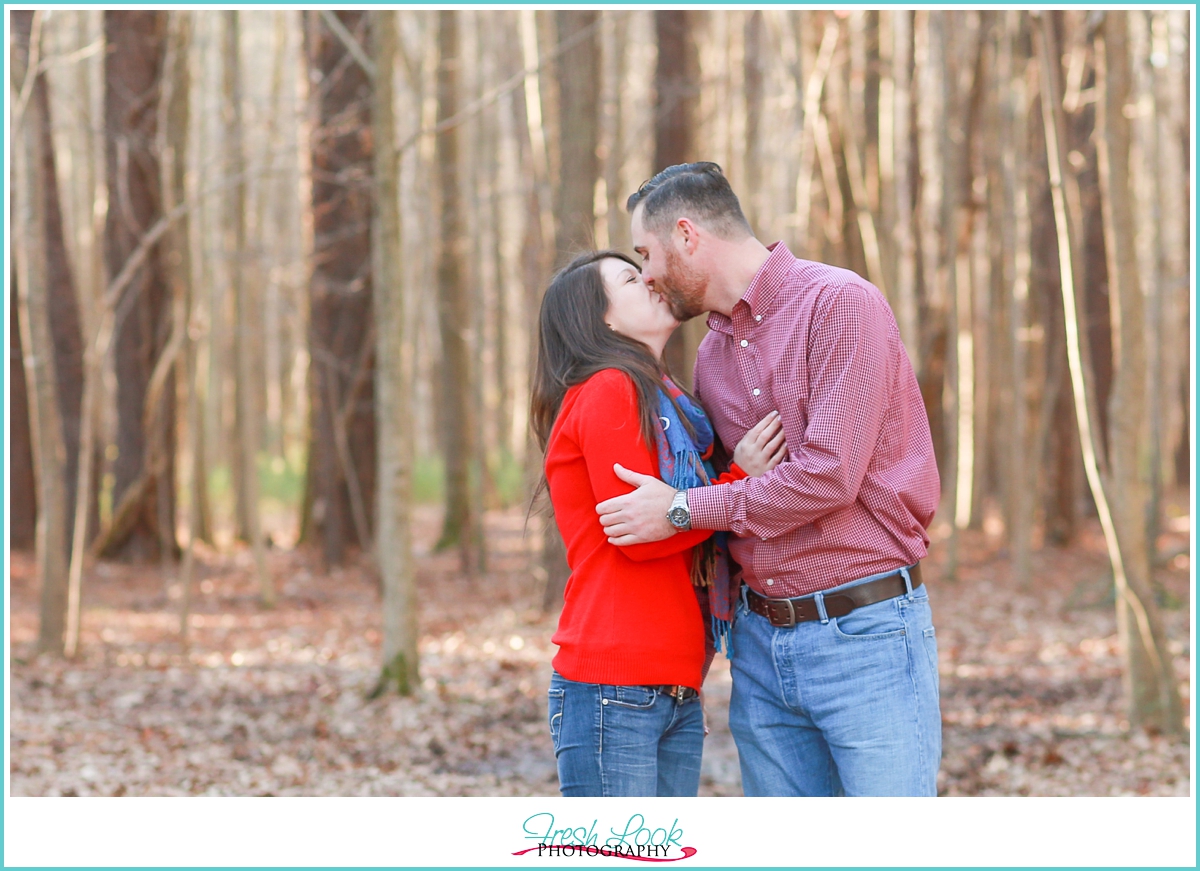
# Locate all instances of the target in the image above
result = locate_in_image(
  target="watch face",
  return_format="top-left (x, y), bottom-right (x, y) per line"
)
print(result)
top-left (668, 506), bottom-right (689, 528)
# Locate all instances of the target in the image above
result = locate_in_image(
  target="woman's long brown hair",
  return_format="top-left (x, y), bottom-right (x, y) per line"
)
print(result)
top-left (530, 250), bottom-right (686, 457)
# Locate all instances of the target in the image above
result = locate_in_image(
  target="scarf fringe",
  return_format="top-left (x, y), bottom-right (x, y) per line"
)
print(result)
top-left (711, 616), bottom-right (734, 658)
top-left (659, 392), bottom-right (736, 660)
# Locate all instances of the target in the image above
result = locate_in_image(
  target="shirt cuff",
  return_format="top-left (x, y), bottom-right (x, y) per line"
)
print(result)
top-left (687, 483), bottom-right (732, 531)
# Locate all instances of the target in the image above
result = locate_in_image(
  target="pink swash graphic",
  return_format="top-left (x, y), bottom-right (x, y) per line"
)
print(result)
top-left (511, 846), bottom-right (697, 863)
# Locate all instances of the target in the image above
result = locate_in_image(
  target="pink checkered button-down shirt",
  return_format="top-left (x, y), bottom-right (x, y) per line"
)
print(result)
top-left (687, 242), bottom-right (940, 597)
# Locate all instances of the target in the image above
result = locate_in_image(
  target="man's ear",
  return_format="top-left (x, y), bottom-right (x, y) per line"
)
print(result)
top-left (675, 217), bottom-right (700, 255)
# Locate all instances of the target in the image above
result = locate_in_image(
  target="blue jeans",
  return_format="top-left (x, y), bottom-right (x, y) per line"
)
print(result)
top-left (728, 568), bottom-right (941, 796)
top-left (548, 672), bottom-right (704, 797)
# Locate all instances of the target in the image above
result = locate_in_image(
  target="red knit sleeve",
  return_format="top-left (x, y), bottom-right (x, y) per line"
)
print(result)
top-left (571, 370), bottom-right (712, 560)
top-left (713, 462), bottom-right (748, 485)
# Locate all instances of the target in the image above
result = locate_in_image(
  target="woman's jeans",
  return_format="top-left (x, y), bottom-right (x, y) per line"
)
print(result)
top-left (548, 672), bottom-right (704, 797)
top-left (728, 567), bottom-right (942, 796)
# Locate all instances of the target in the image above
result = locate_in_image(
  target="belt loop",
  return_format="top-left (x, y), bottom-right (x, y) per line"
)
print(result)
top-left (814, 591), bottom-right (829, 624)
top-left (740, 585), bottom-right (749, 611)
top-left (901, 566), bottom-right (915, 600)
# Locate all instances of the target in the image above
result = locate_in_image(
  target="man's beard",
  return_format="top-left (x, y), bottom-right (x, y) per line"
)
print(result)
top-left (660, 245), bottom-right (708, 321)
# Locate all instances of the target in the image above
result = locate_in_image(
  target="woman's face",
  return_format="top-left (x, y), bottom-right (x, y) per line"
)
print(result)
top-left (599, 257), bottom-right (679, 357)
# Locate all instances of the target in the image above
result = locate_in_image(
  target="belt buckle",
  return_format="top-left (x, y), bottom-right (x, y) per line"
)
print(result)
top-left (673, 686), bottom-right (686, 702)
top-left (781, 597), bottom-right (796, 628)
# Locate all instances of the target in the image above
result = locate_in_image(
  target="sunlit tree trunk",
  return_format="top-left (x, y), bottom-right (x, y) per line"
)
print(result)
top-left (223, 11), bottom-right (272, 605)
top-left (1093, 12), bottom-right (1183, 735)
top-left (158, 11), bottom-right (202, 642)
top-left (999, 11), bottom-right (1034, 585)
top-left (370, 10), bottom-right (419, 697)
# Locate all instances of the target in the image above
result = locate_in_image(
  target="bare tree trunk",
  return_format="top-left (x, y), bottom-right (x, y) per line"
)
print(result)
top-left (222, 11), bottom-right (273, 605)
top-left (370, 10), bottom-right (419, 698)
top-left (97, 10), bottom-right (176, 563)
top-left (1036, 10), bottom-right (1182, 736)
top-left (536, 9), bottom-right (603, 610)
top-left (913, 11), bottom-right (950, 490)
top-left (75, 10), bottom-right (106, 550)
top-left (887, 13), bottom-right (920, 405)
top-left (654, 10), bottom-right (705, 387)
top-left (14, 10), bottom-right (69, 655)
top-left (553, 11), bottom-right (601, 256)
top-left (1158, 12), bottom-right (1191, 491)
top-left (512, 11), bottom-right (559, 607)
top-left (1000, 11), bottom-right (1034, 584)
top-left (1093, 12), bottom-right (1183, 735)
top-left (302, 11), bottom-right (377, 566)
top-left (742, 10), bottom-right (766, 233)
top-left (433, 10), bottom-right (484, 575)
top-left (1149, 11), bottom-right (1191, 508)
top-left (14, 11), bottom-right (87, 562)
top-left (10, 287), bottom-right (38, 550)
top-left (602, 12), bottom-right (631, 251)
top-left (159, 12), bottom-right (201, 642)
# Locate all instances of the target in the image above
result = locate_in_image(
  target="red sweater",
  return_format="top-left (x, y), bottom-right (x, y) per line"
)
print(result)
top-left (544, 369), bottom-right (743, 689)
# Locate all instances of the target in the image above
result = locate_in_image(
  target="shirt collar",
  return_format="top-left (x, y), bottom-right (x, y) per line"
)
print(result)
top-left (705, 241), bottom-right (795, 334)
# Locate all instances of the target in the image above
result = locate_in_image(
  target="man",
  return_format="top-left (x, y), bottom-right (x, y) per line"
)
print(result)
top-left (596, 162), bottom-right (942, 796)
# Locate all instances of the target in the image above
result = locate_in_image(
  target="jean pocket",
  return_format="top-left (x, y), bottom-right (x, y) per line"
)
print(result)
top-left (830, 598), bottom-right (907, 641)
top-left (602, 685), bottom-right (658, 709)
top-left (548, 688), bottom-right (565, 752)
top-left (922, 626), bottom-right (940, 698)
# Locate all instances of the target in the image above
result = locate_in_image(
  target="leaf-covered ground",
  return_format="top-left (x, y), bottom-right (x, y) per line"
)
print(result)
top-left (8, 506), bottom-right (1191, 796)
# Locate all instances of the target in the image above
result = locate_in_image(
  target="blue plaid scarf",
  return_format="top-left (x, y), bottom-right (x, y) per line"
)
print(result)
top-left (654, 377), bottom-right (737, 658)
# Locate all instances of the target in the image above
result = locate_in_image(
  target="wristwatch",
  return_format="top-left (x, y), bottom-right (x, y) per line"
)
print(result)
top-left (666, 489), bottom-right (691, 531)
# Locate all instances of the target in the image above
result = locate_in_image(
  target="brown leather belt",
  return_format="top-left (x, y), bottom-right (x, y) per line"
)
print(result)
top-left (645, 684), bottom-right (698, 701)
top-left (745, 564), bottom-right (923, 629)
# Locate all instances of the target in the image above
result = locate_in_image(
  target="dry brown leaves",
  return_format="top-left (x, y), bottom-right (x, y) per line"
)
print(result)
top-left (8, 506), bottom-right (1191, 796)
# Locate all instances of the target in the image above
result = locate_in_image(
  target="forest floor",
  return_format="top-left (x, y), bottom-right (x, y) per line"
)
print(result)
top-left (8, 504), bottom-right (1193, 797)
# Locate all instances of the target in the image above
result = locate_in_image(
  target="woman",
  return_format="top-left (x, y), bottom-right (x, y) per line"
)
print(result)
top-left (530, 250), bottom-right (786, 797)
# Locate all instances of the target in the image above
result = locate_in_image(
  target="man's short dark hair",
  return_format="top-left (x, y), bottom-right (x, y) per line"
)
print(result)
top-left (626, 162), bottom-right (753, 241)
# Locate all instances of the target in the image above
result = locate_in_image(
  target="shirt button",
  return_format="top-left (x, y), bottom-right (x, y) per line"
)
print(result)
top-left (766, 579), bottom-right (774, 586)
top-left (740, 339), bottom-right (749, 348)
top-left (755, 314), bottom-right (763, 322)
top-left (753, 388), bottom-right (761, 396)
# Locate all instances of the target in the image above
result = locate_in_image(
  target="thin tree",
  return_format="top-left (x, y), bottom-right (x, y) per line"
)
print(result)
top-left (223, 11), bottom-right (272, 605)
top-left (369, 9), bottom-right (419, 697)
top-left (888, 11), bottom-right (920, 367)
top-left (432, 10), bottom-right (485, 575)
top-left (10, 288), bottom-right (37, 550)
top-left (13, 10), bottom-right (69, 655)
top-left (158, 11), bottom-right (203, 642)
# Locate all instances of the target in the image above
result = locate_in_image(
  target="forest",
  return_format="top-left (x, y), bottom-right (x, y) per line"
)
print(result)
top-left (8, 9), bottom-right (1192, 798)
